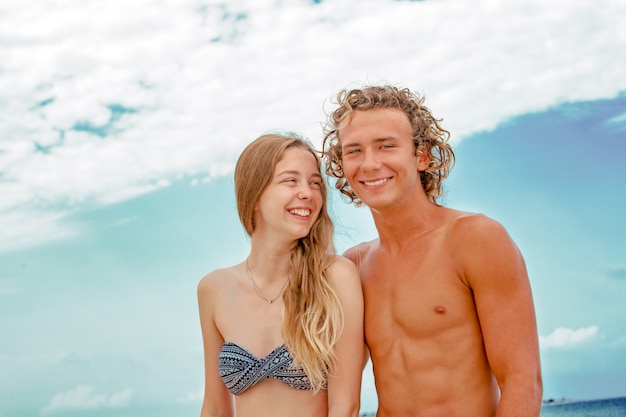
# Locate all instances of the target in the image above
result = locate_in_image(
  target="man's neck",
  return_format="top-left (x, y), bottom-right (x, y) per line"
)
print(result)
top-left (370, 196), bottom-right (443, 254)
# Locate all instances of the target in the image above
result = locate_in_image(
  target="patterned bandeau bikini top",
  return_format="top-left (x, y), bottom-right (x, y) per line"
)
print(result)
top-left (218, 342), bottom-right (325, 395)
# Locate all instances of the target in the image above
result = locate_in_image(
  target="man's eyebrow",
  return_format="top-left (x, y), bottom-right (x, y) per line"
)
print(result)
top-left (342, 137), bottom-right (397, 149)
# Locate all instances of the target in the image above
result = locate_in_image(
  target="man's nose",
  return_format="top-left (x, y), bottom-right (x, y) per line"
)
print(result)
top-left (362, 150), bottom-right (381, 171)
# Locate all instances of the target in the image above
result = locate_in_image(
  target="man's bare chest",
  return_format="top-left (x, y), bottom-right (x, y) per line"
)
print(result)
top-left (360, 249), bottom-right (474, 339)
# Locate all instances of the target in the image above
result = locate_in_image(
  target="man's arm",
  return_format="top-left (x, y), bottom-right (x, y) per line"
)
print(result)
top-left (456, 214), bottom-right (543, 417)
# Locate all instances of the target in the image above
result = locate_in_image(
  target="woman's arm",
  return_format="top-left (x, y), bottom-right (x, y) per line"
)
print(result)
top-left (327, 256), bottom-right (365, 417)
top-left (197, 273), bottom-right (234, 417)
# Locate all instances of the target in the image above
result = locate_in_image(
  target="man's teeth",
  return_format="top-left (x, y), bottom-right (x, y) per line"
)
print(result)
top-left (364, 178), bottom-right (388, 186)
top-left (289, 209), bottom-right (310, 217)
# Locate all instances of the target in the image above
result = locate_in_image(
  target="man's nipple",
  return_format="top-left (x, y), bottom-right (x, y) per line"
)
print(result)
top-left (434, 305), bottom-right (447, 314)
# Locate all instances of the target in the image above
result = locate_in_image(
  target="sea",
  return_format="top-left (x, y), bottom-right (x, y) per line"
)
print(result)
top-left (358, 397), bottom-right (626, 417)
top-left (540, 396), bottom-right (626, 417)
top-left (4, 396), bottom-right (625, 417)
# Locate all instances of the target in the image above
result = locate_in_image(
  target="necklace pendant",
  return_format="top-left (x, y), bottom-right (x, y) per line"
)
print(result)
top-left (246, 258), bottom-right (288, 305)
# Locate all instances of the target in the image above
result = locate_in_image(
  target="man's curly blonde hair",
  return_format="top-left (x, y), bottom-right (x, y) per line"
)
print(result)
top-left (322, 85), bottom-right (455, 206)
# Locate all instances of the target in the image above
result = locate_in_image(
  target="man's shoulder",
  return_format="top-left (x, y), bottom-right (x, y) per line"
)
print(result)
top-left (342, 238), bottom-right (379, 268)
top-left (446, 211), bottom-right (509, 240)
top-left (444, 210), bottom-right (518, 264)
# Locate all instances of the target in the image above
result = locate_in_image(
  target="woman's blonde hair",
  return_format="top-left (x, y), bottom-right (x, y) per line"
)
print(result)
top-left (234, 132), bottom-right (342, 390)
top-left (323, 85), bottom-right (455, 205)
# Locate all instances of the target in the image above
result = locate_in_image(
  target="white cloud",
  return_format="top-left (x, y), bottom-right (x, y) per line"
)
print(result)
top-left (1, 0), bottom-right (624, 253)
top-left (605, 111), bottom-right (626, 129)
top-left (0, 209), bottom-right (80, 254)
top-left (177, 387), bottom-right (203, 403)
top-left (41, 385), bottom-right (133, 414)
top-left (108, 388), bottom-right (133, 407)
top-left (540, 326), bottom-right (599, 349)
top-left (611, 336), bottom-right (626, 347)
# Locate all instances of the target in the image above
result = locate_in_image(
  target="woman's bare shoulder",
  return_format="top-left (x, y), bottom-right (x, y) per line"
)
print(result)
top-left (327, 255), bottom-right (362, 289)
top-left (329, 255), bottom-right (358, 272)
top-left (197, 264), bottom-right (240, 295)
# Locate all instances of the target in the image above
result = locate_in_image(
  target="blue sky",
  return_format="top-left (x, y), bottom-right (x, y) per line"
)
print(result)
top-left (1, 0), bottom-right (625, 415)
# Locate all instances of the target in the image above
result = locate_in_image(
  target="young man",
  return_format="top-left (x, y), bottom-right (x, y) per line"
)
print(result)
top-left (323, 85), bottom-right (542, 417)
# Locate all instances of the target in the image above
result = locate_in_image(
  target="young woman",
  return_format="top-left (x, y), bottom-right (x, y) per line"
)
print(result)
top-left (198, 133), bottom-right (364, 417)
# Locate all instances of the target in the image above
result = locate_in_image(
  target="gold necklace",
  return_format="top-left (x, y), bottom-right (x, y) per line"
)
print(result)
top-left (245, 258), bottom-right (289, 304)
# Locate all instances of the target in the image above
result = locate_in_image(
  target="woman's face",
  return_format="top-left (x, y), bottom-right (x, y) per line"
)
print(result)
top-left (253, 147), bottom-right (323, 241)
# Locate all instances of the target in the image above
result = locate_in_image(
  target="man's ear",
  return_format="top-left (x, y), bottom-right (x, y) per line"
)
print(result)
top-left (416, 148), bottom-right (431, 171)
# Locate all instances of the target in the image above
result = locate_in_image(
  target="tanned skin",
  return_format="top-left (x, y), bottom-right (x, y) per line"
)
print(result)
top-left (338, 108), bottom-right (542, 417)
top-left (198, 147), bottom-right (364, 417)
